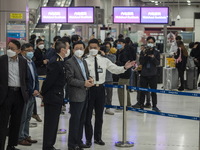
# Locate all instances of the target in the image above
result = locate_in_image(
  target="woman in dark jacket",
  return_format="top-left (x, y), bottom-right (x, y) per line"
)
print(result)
top-left (174, 41), bottom-right (188, 91)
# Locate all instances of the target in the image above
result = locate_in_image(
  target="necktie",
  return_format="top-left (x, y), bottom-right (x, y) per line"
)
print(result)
top-left (94, 56), bottom-right (99, 81)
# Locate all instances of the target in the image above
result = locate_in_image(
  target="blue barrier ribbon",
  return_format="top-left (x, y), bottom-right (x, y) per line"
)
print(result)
top-left (105, 105), bottom-right (200, 121)
top-left (104, 84), bottom-right (200, 98)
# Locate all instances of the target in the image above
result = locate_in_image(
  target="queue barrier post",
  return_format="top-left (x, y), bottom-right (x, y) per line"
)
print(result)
top-left (115, 85), bottom-right (134, 147)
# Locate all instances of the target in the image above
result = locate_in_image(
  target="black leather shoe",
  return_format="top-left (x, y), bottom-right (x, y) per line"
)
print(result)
top-left (94, 139), bottom-right (105, 145)
top-left (86, 141), bottom-right (92, 147)
top-left (6, 146), bottom-right (20, 150)
top-left (79, 143), bottom-right (90, 148)
top-left (68, 146), bottom-right (81, 150)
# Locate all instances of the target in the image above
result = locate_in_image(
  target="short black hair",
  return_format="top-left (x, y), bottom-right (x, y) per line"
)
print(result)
top-left (36, 39), bottom-right (44, 44)
top-left (104, 42), bottom-right (112, 48)
top-left (73, 41), bottom-right (85, 49)
top-left (146, 36), bottom-right (156, 43)
top-left (118, 34), bottom-right (124, 39)
top-left (57, 38), bottom-right (70, 44)
top-left (30, 34), bottom-right (36, 40)
top-left (9, 39), bottom-right (21, 49)
top-left (176, 36), bottom-right (182, 41)
top-left (62, 36), bottom-right (71, 45)
top-left (88, 39), bottom-right (99, 47)
top-left (71, 35), bottom-right (79, 43)
top-left (104, 38), bottom-right (111, 42)
top-left (55, 41), bottom-right (66, 53)
top-left (189, 42), bottom-right (195, 49)
top-left (125, 37), bottom-right (131, 44)
top-left (118, 38), bottom-right (126, 44)
top-left (21, 43), bottom-right (33, 51)
top-left (53, 36), bottom-right (61, 42)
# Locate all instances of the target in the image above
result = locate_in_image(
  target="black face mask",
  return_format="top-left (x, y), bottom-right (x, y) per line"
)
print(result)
top-left (104, 48), bottom-right (110, 53)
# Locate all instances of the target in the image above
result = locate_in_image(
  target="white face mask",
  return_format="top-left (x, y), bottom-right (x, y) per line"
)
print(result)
top-left (7, 49), bottom-right (16, 58)
top-left (38, 44), bottom-right (45, 50)
top-left (65, 49), bottom-right (71, 58)
top-left (147, 43), bottom-right (154, 48)
top-left (89, 49), bottom-right (98, 56)
top-left (74, 50), bottom-right (84, 58)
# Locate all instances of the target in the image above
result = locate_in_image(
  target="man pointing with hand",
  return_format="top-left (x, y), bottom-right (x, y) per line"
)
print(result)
top-left (84, 39), bottom-right (135, 147)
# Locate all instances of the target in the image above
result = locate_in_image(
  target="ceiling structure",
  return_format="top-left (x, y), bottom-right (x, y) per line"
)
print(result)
top-left (141, 0), bottom-right (200, 6)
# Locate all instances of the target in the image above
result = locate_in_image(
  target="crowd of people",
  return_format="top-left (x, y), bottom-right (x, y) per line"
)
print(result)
top-left (0, 33), bottom-right (199, 150)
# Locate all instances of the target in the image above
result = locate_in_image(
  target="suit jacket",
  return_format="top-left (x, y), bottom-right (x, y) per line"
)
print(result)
top-left (41, 54), bottom-right (66, 105)
top-left (65, 56), bottom-right (90, 103)
top-left (0, 55), bottom-right (29, 105)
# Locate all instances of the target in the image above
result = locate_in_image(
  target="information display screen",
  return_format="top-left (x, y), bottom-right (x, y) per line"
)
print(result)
top-left (113, 7), bottom-right (140, 23)
top-left (68, 7), bottom-right (94, 23)
top-left (41, 7), bottom-right (67, 23)
top-left (141, 7), bottom-right (169, 24)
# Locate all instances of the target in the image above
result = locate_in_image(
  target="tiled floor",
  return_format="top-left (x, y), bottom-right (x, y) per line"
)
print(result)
top-left (14, 85), bottom-right (200, 150)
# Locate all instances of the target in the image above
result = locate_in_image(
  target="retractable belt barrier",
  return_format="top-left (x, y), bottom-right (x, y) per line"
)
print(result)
top-left (38, 76), bottom-right (200, 121)
top-left (104, 84), bottom-right (200, 121)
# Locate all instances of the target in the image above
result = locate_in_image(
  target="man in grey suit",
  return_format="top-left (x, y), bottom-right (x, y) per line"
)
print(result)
top-left (65, 41), bottom-right (94, 150)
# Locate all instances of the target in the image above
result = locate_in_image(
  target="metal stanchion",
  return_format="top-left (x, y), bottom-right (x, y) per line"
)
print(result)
top-left (115, 85), bottom-right (134, 147)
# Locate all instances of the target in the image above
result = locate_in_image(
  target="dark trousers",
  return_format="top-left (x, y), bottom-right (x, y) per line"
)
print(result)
top-left (0, 89), bottom-right (24, 150)
top-left (43, 103), bottom-right (62, 150)
top-left (85, 85), bottom-right (105, 142)
top-left (33, 100), bottom-right (37, 115)
top-left (140, 76), bottom-right (157, 107)
top-left (68, 100), bottom-right (88, 148)
top-left (105, 81), bottom-right (113, 106)
top-left (136, 75), bottom-right (151, 104)
top-left (177, 68), bottom-right (185, 88)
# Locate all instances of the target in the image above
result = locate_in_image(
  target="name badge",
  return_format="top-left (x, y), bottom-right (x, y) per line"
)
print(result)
top-left (97, 68), bottom-right (103, 73)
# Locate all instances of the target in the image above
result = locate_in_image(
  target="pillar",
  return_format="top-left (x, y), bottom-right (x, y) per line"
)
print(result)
top-left (0, 0), bottom-right (29, 51)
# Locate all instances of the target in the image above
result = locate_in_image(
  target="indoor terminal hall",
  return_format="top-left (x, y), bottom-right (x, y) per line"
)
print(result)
top-left (0, 0), bottom-right (200, 150)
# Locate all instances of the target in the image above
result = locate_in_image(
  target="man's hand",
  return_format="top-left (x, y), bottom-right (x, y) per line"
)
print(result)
top-left (85, 80), bottom-right (94, 88)
top-left (89, 77), bottom-right (94, 84)
top-left (124, 61), bottom-right (136, 70)
top-left (33, 90), bottom-right (40, 97)
top-left (43, 59), bottom-right (48, 64)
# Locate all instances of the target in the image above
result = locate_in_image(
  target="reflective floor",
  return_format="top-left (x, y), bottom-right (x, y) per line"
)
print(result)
top-left (14, 85), bottom-right (199, 150)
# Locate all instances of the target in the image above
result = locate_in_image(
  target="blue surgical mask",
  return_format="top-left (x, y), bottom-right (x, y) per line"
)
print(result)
top-left (117, 44), bottom-right (123, 50)
top-left (26, 52), bottom-right (34, 59)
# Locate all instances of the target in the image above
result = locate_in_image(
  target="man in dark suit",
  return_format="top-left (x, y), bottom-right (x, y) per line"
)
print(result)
top-left (18, 43), bottom-right (39, 146)
top-left (0, 39), bottom-right (29, 150)
top-left (65, 41), bottom-right (94, 150)
top-left (41, 40), bottom-right (70, 150)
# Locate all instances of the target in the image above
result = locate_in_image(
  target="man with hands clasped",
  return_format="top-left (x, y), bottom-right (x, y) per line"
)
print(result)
top-left (65, 41), bottom-right (93, 150)
top-left (84, 39), bottom-right (135, 147)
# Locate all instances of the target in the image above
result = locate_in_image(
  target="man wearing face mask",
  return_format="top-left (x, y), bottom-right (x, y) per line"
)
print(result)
top-left (65, 41), bottom-right (93, 150)
top-left (84, 39), bottom-right (135, 147)
top-left (132, 36), bottom-right (160, 112)
top-left (0, 39), bottom-right (29, 150)
top-left (41, 40), bottom-right (70, 150)
top-left (116, 39), bottom-right (133, 107)
top-left (100, 42), bottom-right (116, 115)
top-left (18, 43), bottom-right (39, 146)
top-left (33, 39), bottom-right (48, 75)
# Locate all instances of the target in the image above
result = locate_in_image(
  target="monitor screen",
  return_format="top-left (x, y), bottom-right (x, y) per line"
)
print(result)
top-left (141, 7), bottom-right (169, 24)
top-left (113, 7), bottom-right (140, 23)
top-left (41, 7), bottom-right (67, 23)
top-left (68, 7), bottom-right (94, 23)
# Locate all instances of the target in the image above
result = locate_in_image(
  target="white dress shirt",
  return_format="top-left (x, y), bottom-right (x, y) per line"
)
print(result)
top-left (8, 57), bottom-right (21, 87)
top-left (85, 54), bottom-right (126, 84)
